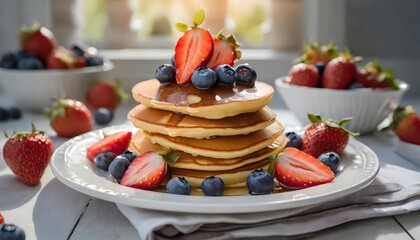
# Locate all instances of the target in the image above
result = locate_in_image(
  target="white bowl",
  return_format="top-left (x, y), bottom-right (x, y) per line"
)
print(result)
top-left (275, 77), bottom-right (409, 134)
top-left (0, 61), bottom-right (114, 112)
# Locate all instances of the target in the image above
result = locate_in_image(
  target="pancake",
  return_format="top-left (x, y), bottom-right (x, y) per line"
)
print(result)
top-left (144, 121), bottom-right (285, 159)
top-left (129, 130), bottom-right (287, 171)
top-left (128, 104), bottom-right (277, 139)
top-left (132, 79), bottom-right (274, 119)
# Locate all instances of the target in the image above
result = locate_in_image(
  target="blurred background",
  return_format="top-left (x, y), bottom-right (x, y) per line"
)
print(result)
top-left (0, 0), bottom-right (419, 96)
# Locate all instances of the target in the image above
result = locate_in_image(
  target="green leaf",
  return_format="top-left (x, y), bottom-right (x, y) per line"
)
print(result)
top-left (163, 150), bottom-right (180, 163)
top-left (307, 113), bottom-right (322, 123)
top-left (267, 154), bottom-right (277, 161)
top-left (268, 161), bottom-right (275, 176)
top-left (338, 117), bottom-right (352, 126)
top-left (193, 9), bottom-right (205, 26)
top-left (175, 22), bottom-right (188, 33)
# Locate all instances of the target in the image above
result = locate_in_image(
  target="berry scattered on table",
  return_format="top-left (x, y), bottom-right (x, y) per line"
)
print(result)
top-left (86, 80), bottom-right (128, 110)
top-left (7, 107), bottom-right (22, 120)
top-left (120, 151), bottom-right (166, 190)
top-left (0, 224), bottom-right (26, 240)
top-left (201, 176), bottom-right (225, 196)
top-left (108, 155), bottom-right (131, 181)
top-left (94, 152), bottom-right (117, 171)
top-left (166, 177), bottom-right (192, 195)
top-left (3, 124), bottom-right (54, 185)
top-left (0, 108), bottom-right (9, 121)
top-left (235, 64), bottom-right (257, 85)
top-left (246, 169), bottom-right (274, 195)
top-left (93, 108), bottom-right (114, 125)
top-left (275, 147), bottom-right (335, 189)
top-left (287, 63), bottom-right (319, 87)
top-left (387, 106), bottom-right (420, 146)
top-left (301, 114), bottom-right (358, 158)
top-left (86, 131), bottom-right (132, 162)
top-left (120, 150), bottom-right (137, 163)
top-left (318, 151), bottom-right (341, 173)
top-left (284, 131), bottom-right (302, 149)
top-left (47, 98), bottom-right (93, 138)
top-left (215, 64), bottom-right (237, 86)
top-left (155, 64), bottom-right (176, 84)
top-left (191, 67), bottom-right (217, 89)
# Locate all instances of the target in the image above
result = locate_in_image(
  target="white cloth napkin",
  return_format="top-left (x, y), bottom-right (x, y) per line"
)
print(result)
top-left (117, 164), bottom-right (420, 240)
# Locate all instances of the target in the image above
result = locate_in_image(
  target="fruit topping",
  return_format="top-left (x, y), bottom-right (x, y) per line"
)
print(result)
top-left (201, 176), bottom-right (225, 196)
top-left (86, 131), bottom-right (132, 162)
top-left (386, 106), bottom-right (420, 145)
top-left (166, 177), bottom-right (192, 195)
top-left (86, 80), bottom-right (128, 110)
top-left (47, 98), bottom-right (93, 138)
top-left (235, 63), bottom-right (257, 85)
top-left (215, 64), bottom-right (237, 86)
top-left (318, 151), bottom-right (341, 173)
top-left (321, 49), bottom-right (357, 89)
top-left (20, 23), bottom-right (56, 61)
top-left (275, 147), bottom-right (335, 189)
top-left (287, 63), bottom-right (319, 87)
top-left (206, 31), bottom-right (241, 70)
top-left (191, 67), bottom-right (217, 89)
top-left (155, 64), bottom-right (176, 84)
top-left (284, 131), bottom-right (302, 149)
top-left (3, 124), bottom-right (54, 185)
top-left (93, 108), bottom-right (114, 125)
top-left (120, 150), bottom-right (137, 163)
top-left (94, 152), bottom-right (117, 171)
top-left (246, 169), bottom-right (274, 195)
top-left (109, 155), bottom-right (131, 181)
top-left (355, 60), bottom-right (399, 90)
top-left (174, 10), bottom-right (214, 85)
top-left (120, 151), bottom-right (166, 190)
top-left (301, 114), bottom-right (358, 158)
top-left (0, 224), bottom-right (26, 240)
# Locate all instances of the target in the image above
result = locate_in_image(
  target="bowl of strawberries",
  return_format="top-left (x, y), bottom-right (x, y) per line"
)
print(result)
top-left (0, 24), bottom-right (113, 112)
top-left (275, 43), bottom-right (409, 134)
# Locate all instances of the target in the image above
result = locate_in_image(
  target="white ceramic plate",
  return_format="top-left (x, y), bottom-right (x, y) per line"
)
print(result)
top-left (50, 124), bottom-right (380, 214)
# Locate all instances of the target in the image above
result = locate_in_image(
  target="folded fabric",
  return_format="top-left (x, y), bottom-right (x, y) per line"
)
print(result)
top-left (117, 164), bottom-right (420, 240)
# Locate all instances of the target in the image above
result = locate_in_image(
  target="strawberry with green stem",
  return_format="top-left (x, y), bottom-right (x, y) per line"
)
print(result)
top-left (295, 41), bottom-right (338, 65)
top-left (20, 23), bottom-right (56, 61)
top-left (174, 10), bottom-right (214, 85)
top-left (322, 49), bottom-right (357, 89)
top-left (356, 60), bottom-right (399, 89)
top-left (86, 79), bottom-right (129, 110)
top-left (386, 106), bottom-right (420, 145)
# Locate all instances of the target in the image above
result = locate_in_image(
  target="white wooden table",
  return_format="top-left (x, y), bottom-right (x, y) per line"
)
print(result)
top-left (1, 94), bottom-right (419, 240)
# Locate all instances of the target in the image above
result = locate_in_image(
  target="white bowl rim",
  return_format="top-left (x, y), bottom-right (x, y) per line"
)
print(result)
top-left (0, 60), bottom-right (114, 75)
top-left (275, 76), bottom-right (410, 93)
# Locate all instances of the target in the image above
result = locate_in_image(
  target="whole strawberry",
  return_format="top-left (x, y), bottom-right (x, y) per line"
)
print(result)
top-left (295, 42), bottom-right (338, 65)
top-left (322, 50), bottom-right (357, 89)
top-left (20, 24), bottom-right (56, 61)
top-left (47, 98), bottom-right (93, 138)
top-left (0, 212), bottom-right (4, 224)
top-left (3, 124), bottom-right (54, 185)
top-left (301, 114), bottom-right (358, 158)
top-left (46, 47), bottom-right (79, 69)
top-left (355, 61), bottom-right (399, 89)
top-left (389, 106), bottom-right (420, 145)
top-left (85, 80), bottom-right (128, 110)
top-left (287, 63), bottom-right (319, 87)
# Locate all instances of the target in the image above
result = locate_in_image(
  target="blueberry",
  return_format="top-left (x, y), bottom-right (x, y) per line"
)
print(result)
top-left (348, 82), bottom-right (363, 90)
top-left (17, 58), bottom-right (45, 70)
top-left (285, 131), bottom-right (302, 149)
top-left (246, 169), bottom-right (274, 195)
top-left (85, 55), bottom-right (104, 66)
top-left (166, 177), bottom-right (192, 195)
top-left (235, 64), bottom-right (257, 85)
top-left (94, 152), bottom-right (117, 171)
top-left (191, 67), bottom-right (217, 90)
top-left (7, 107), bottom-right (22, 119)
top-left (120, 150), bottom-right (137, 163)
top-left (108, 156), bottom-right (130, 181)
top-left (170, 56), bottom-right (176, 67)
top-left (15, 51), bottom-right (36, 60)
top-left (93, 108), bottom-right (113, 125)
top-left (71, 45), bottom-right (86, 57)
top-left (201, 176), bottom-right (224, 196)
top-left (318, 151), bottom-right (341, 173)
top-left (215, 64), bottom-right (237, 86)
top-left (155, 64), bottom-right (175, 84)
top-left (0, 224), bottom-right (26, 240)
top-left (0, 52), bottom-right (18, 69)
top-left (0, 108), bottom-right (9, 121)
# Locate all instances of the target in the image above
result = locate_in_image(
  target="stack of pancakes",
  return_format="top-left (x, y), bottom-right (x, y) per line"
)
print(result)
top-left (127, 79), bottom-right (286, 195)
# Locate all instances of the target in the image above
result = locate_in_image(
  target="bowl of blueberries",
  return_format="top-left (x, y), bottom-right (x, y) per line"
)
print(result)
top-left (0, 45), bottom-right (113, 113)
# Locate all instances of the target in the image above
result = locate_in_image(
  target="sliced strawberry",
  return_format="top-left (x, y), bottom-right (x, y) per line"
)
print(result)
top-left (175, 28), bottom-right (214, 85)
top-left (206, 34), bottom-right (240, 70)
top-left (275, 147), bottom-right (335, 189)
top-left (86, 131), bottom-right (132, 162)
top-left (120, 151), bottom-right (166, 190)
